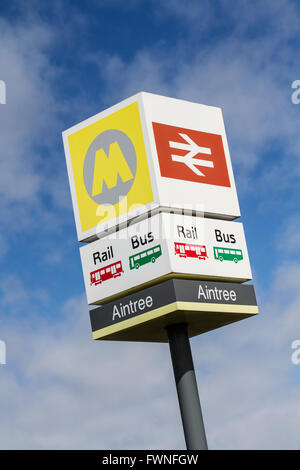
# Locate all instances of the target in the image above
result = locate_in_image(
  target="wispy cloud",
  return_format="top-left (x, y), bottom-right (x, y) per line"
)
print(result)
top-left (0, 260), bottom-right (299, 449)
top-left (0, 13), bottom-right (81, 236)
top-left (275, 215), bottom-right (300, 255)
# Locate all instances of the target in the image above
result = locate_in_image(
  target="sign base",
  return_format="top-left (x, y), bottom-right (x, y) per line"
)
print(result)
top-left (90, 278), bottom-right (258, 342)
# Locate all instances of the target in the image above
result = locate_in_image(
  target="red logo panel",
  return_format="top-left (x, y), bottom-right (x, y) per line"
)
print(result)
top-left (152, 122), bottom-right (231, 187)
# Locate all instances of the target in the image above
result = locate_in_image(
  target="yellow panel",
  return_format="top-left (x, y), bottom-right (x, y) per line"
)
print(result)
top-left (67, 102), bottom-right (153, 232)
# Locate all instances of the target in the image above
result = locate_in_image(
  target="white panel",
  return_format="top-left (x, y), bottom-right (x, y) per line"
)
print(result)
top-left (80, 213), bottom-right (251, 305)
top-left (141, 92), bottom-right (240, 219)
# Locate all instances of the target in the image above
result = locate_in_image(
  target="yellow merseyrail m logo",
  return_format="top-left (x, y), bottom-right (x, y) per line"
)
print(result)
top-left (92, 141), bottom-right (134, 197)
top-left (67, 102), bottom-right (154, 233)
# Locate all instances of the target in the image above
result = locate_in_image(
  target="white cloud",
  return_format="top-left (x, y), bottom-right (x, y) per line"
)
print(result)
top-left (0, 275), bottom-right (29, 306)
top-left (0, 295), bottom-right (184, 449)
top-left (276, 215), bottom-right (300, 254)
top-left (0, 19), bottom-right (56, 204)
top-left (0, 260), bottom-right (300, 449)
top-left (42, 250), bottom-right (64, 266)
top-left (0, 14), bottom-right (77, 236)
top-left (153, 0), bottom-right (215, 33)
top-left (0, 274), bottom-right (49, 316)
top-left (156, 0), bottom-right (300, 41)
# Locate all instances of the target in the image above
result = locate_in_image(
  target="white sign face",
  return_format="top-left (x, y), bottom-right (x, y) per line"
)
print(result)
top-left (143, 93), bottom-right (240, 220)
top-left (63, 92), bottom-right (240, 242)
top-left (80, 213), bottom-right (251, 305)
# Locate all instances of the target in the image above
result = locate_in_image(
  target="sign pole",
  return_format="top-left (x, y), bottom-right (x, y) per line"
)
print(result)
top-left (167, 323), bottom-right (208, 450)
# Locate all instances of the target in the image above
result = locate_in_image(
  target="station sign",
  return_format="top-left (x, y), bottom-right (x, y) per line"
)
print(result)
top-left (63, 92), bottom-right (240, 241)
top-left (80, 213), bottom-right (252, 305)
top-left (89, 278), bottom-right (258, 342)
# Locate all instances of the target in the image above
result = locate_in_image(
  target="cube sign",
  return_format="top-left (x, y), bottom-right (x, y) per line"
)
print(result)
top-left (63, 92), bottom-right (240, 242)
top-left (80, 213), bottom-right (251, 305)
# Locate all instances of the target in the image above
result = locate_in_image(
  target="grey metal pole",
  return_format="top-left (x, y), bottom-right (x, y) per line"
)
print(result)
top-left (167, 323), bottom-right (208, 450)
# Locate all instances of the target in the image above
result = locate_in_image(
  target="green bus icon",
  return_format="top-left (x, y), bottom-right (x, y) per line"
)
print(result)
top-left (214, 246), bottom-right (243, 263)
top-left (129, 244), bottom-right (162, 270)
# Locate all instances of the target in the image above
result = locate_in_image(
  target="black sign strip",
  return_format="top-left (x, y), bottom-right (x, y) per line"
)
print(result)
top-left (89, 279), bottom-right (175, 333)
top-left (173, 279), bottom-right (257, 305)
top-left (90, 279), bottom-right (257, 334)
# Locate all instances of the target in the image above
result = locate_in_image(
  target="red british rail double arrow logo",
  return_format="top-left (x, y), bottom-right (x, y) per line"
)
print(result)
top-left (152, 122), bottom-right (231, 188)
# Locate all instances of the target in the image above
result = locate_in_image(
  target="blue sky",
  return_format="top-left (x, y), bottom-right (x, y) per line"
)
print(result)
top-left (0, 0), bottom-right (300, 449)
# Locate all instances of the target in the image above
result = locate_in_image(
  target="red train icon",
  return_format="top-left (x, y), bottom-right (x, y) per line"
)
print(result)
top-left (90, 261), bottom-right (123, 286)
top-left (174, 242), bottom-right (208, 260)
